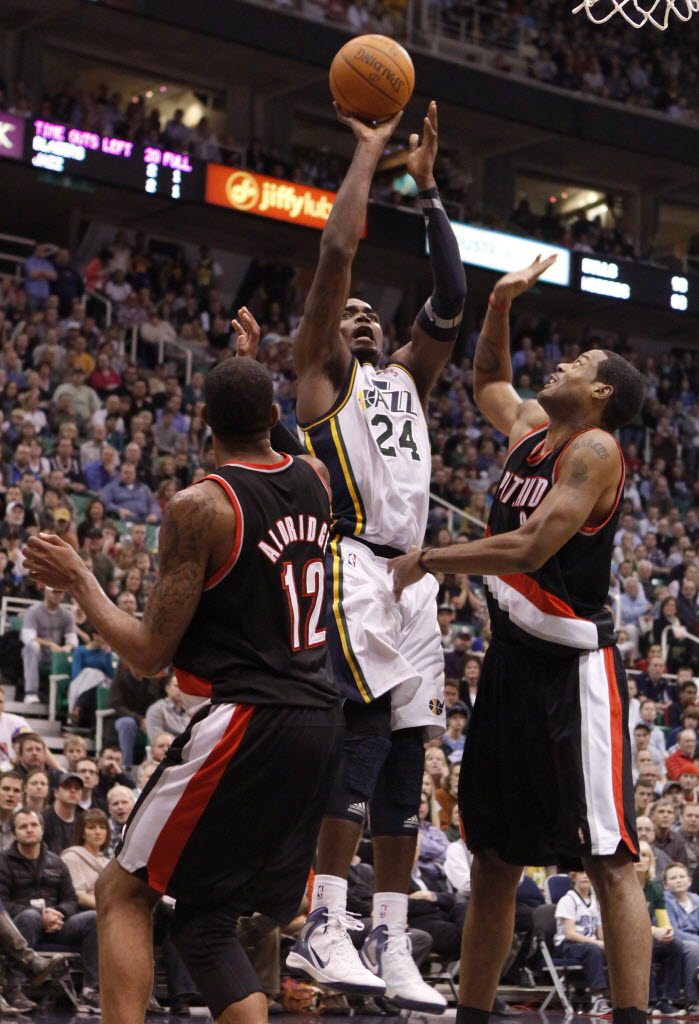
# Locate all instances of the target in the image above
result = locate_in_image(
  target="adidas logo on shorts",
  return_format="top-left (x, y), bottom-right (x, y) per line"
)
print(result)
top-left (403, 814), bottom-right (418, 829)
top-left (348, 801), bottom-right (367, 816)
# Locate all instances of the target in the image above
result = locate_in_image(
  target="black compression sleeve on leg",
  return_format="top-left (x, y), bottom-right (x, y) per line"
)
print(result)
top-left (416, 186), bottom-right (467, 342)
top-left (270, 420), bottom-right (305, 456)
top-left (613, 1009), bottom-right (648, 1024)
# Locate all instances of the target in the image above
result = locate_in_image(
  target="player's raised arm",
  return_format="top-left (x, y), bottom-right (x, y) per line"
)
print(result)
top-left (294, 106), bottom-right (402, 422)
top-left (22, 485), bottom-right (225, 676)
top-left (388, 428), bottom-right (621, 596)
top-left (473, 256), bottom-right (556, 439)
top-left (392, 102), bottom-right (466, 403)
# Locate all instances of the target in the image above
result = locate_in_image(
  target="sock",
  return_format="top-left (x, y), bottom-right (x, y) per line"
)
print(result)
top-left (311, 874), bottom-right (347, 915)
top-left (372, 892), bottom-right (408, 931)
top-left (457, 1005), bottom-right (490, 1024)
top-left (613, 1009), bottom-right (648, 1024)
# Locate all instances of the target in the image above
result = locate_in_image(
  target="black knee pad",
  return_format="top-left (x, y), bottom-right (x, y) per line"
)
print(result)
top-left (369, 728), bottom-right (425, 836)
top-left (172, 902), bottom-right (262, 1018)
top-left (324, 694), bottom-right (392, 823)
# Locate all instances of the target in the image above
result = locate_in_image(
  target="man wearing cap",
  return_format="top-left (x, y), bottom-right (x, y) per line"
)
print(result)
top-left (667, 730), bottom-right (698, 781)
top-left (20, 587), bottom-right (78, 705)
top-left (52, 507), bottom-right (78, 551)
top-left (442, 703), bottom-right (468, 761)
top-left (0, 688), bottom-right (29, 770)
top-left (437, 604), bottom-right (457, 652)
top-left (53, 367), bottom-right (100, 425)
top-left (42, 773), bottom-right (84, 855)
top-left (633, 722), bottom-right (664, 770)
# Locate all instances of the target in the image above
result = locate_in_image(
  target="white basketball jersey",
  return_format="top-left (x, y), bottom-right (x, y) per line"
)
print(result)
top-left (300, 360), bottom-right (431, 552)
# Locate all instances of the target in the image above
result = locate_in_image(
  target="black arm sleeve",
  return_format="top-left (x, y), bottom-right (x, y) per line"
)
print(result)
top-left (270, 419), bottom-right (305, 456)
top-left (416, 186), bottom-right (467, 342)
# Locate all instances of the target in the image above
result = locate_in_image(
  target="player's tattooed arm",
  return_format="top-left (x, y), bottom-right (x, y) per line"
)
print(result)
top-left (22, 487), bottom-right (220, 676)
top-left (389, 428), bottom-right (621, 595)
top-left (473, 256), bottom-right (556, 439)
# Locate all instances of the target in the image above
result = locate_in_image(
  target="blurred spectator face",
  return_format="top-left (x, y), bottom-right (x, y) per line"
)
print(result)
top-left (648, 657), bottom-right (666, 682)
top-left (444, 681), bottom-right (459, 709)
top-left (13, 810), bottom-right (43, 849)
top-left (108, 789), bottom-right (135, 823)
top-left (651, 800), bottom-right (676, 833)
top-left (116, 591), bottom-right (137, 615)
top-left (131, 524), bottom-right (147, 548)
top-left (634, 726), bottom-right (650, 750)
top-left (640, 701), bottom-right (657, 724)
top-left (24, 771), bottom-right (48, 803)
top-left (64, 738), bottom-right (88, 770)
top-left (635, 816), bottom-right (655, 843)
top-left (98, 747), bottom-right (123, 778)
top-left (682, 804), bottom-right (699, 834)
top-left (120, 464), bottom-right (136, 486)
top-left (55, 778), bottom-right (83, 808)
top-left (665, 864), bottom-right (690, 897)
top-left (151, 733), bottom-right (173, 763)
top-left (0, 775), bottom-right (22, 813)
top-left (634, 783), bottom-right (654, 813)
top-left (19, 738), bottom-right (46, 771)
top-left (136, 761), bottom-right (157, 789)
top-left (680, 682), bottom-right (698, 706)
top-left (628, 678), bottom-right (638, 699)
top-left (679, 730), bottom-right (697, 758)
top-left (462, 658), bottom-right (480, 687)
top-left (76, 759), bottom-right (99, 792)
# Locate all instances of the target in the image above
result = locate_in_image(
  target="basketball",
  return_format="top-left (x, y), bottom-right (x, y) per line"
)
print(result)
top-left (329, 35), bottom-right (415, 122)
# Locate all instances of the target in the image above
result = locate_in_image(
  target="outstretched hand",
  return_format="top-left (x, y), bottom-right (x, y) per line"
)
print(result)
top-left (492, 254), bottom-right (558, 304)
top-left (334, 102), bottom-right (403, 149)
top-left (406, 101), bottom-right (438, 190)
top-left (232, 306), bottom-right (261, 359)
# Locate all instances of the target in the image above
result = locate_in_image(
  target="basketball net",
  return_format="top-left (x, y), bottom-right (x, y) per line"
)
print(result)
top-left (572, 0), bottom-right (699, 29)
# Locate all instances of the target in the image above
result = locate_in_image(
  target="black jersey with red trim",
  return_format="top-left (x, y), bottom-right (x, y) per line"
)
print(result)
top-left (173, 454), bottom-right (338, 708)
top-left (484, 425), bottom-right (624, 656)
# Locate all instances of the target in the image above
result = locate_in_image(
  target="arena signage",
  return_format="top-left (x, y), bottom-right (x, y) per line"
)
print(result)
top-left (205, 164), bottom-right (354, 232)
top-left (433, 221), bottom-right (570, 287)
top-left (0, 113), bottom-right (26, 162)
top-left (28, 119), bottom-right (204, 201)
top-left (572, 254), bottom-right (695, 314)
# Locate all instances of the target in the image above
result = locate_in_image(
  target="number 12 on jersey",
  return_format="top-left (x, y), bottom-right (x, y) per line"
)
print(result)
top-left (281, 559), bottom-right (326, 651)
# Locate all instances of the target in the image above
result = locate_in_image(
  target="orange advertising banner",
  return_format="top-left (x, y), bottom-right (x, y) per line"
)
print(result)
top-left (205, 163), bottom-right (365, 234)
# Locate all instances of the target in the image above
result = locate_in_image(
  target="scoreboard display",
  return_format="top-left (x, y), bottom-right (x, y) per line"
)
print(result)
top-left (29, 120), bottom-right (205, 202)
top-left (573, 254), bottom-right (696, 315)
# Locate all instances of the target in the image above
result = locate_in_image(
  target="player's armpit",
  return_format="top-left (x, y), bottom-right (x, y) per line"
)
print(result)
top-left (506, 399), bottom-right (550, 450)
top-left (391, 327), bottom-right (456, 406)
top-left (516, 430), bottom-right (622, 569)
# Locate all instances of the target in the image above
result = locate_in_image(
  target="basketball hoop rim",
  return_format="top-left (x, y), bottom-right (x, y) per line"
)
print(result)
top-left (572, 0), bottom-right (699, 30)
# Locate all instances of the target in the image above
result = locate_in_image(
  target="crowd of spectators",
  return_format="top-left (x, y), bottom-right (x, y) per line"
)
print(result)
top-left (0, 222), bottom-right (697, 1008)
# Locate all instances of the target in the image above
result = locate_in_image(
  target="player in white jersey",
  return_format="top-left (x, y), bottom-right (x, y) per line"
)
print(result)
top-left (287, 102), bottom-right (466, 1010)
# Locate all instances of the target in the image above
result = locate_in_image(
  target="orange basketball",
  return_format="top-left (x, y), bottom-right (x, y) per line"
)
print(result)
top-left (329, 35), bottom-right (415, 122)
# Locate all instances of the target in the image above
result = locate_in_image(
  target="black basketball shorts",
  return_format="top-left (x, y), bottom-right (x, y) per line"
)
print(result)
top-left (117, 699), bottom-right (343, 923)
top-left (459, 639), bottom-right (638, 868)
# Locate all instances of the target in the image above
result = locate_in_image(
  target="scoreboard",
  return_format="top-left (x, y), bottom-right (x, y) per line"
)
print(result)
top-left (29, 120), bottom-right (204, 202)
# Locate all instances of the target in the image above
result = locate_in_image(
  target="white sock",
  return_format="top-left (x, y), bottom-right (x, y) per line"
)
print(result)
top-left (372, 891), bottom-right (408, 931)
top-left (311, 874), bottom-right (347, 915)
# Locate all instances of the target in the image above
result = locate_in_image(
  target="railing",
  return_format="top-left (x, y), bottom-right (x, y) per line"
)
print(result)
top-left (429, 492), bottom-right (487, 535)
top-left (85, 289), bottom-right (112, 329)
top-left (130, 326), bottom-right (193, 384)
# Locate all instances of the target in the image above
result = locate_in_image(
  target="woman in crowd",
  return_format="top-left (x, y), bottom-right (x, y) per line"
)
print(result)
top-left (22, 769), bottom-right (49, 813)
top-left (61, 808), bottom-right (111, 909)
top-left (77, 499), bottom-right (106, 547)
top-left (424, 747), bottom-right (449, 795)
top-left (662, 862), bottom-right (699, 1013)
top-left (635, 841), bottom-right (685, 1015)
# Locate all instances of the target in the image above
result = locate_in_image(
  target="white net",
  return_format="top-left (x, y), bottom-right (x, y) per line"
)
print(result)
top-left (572, 0), bottom-right (699, 29)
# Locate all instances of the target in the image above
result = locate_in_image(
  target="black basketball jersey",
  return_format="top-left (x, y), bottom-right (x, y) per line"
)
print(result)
top-left (173, 454), bottom-right (338, 708)
top-left (485, 425), bottom-right (624, 656)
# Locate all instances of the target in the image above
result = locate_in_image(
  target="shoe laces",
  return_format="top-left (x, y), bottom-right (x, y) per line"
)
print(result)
top-left (325, 909), bottom-right (365, 934)
top-left (384, 928), bottom-right (413, 958)
top-left (321, 911), bottom-right (366, 967)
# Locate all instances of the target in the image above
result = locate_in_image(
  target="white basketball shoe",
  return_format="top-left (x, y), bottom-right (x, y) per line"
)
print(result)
top-left (286, 906), bottom-right (387, 994)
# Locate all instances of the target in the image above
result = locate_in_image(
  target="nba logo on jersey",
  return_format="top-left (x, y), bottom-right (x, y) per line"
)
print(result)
top-left (347, 552), bottom-right (357, 567)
